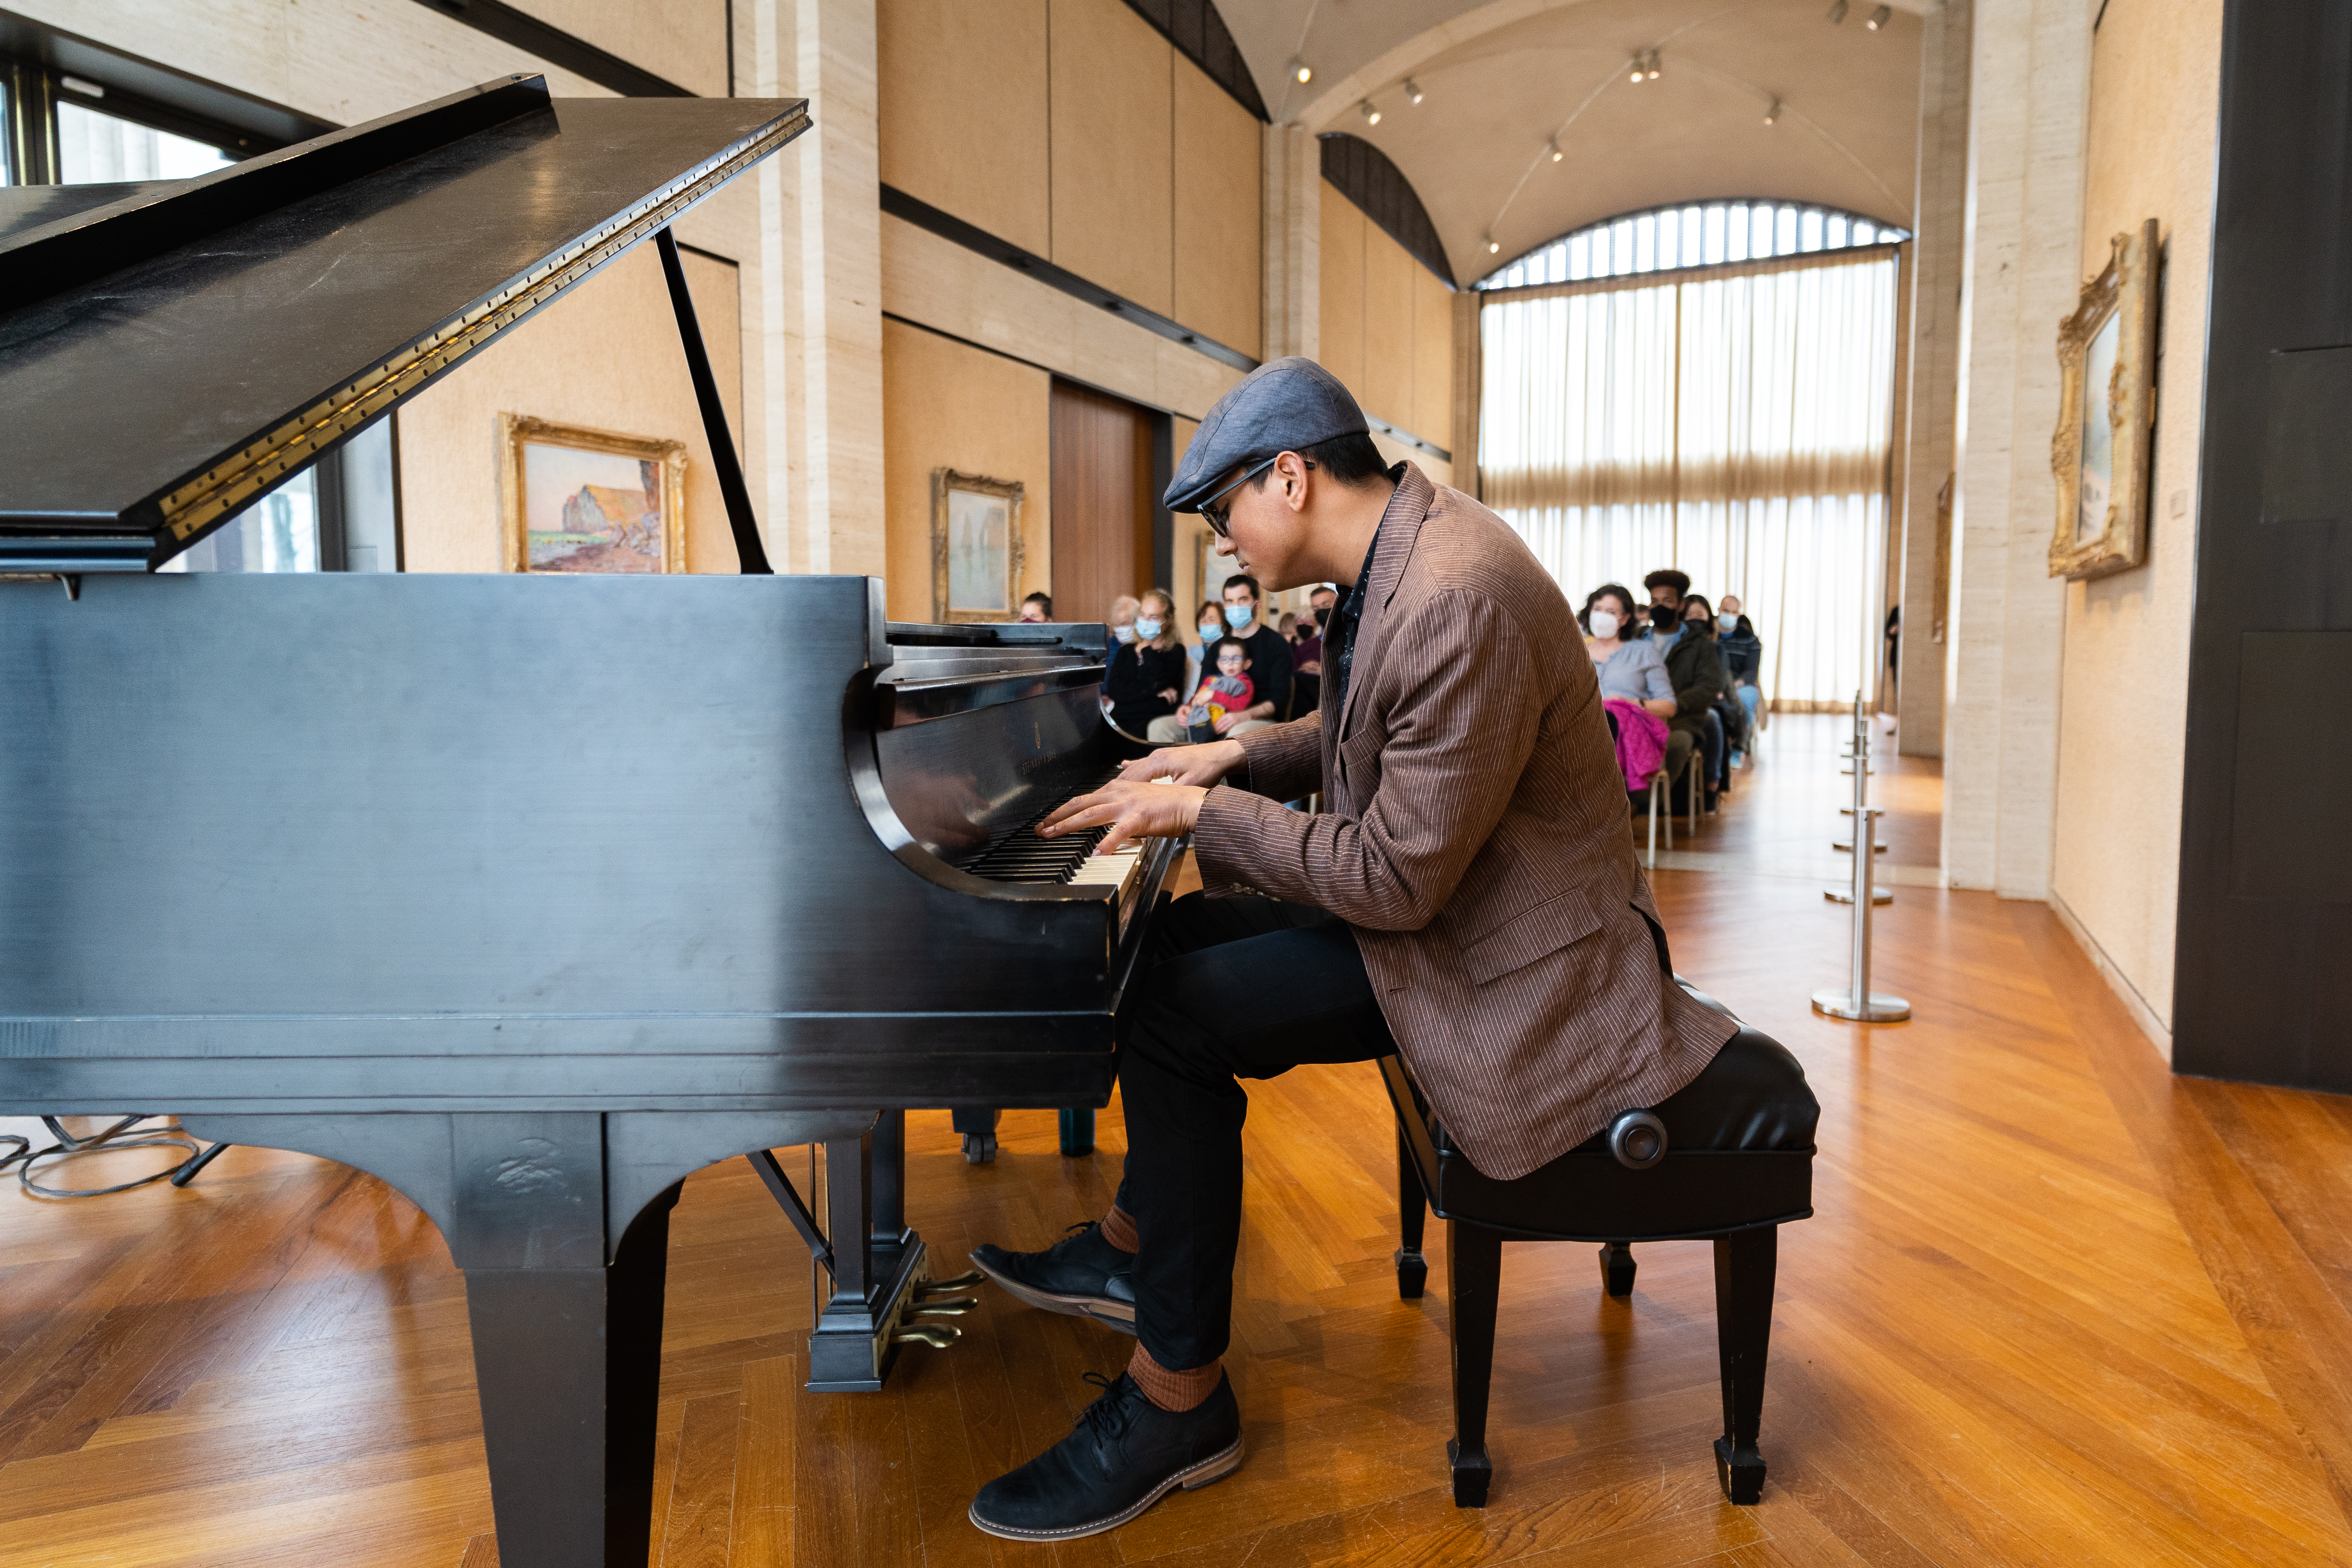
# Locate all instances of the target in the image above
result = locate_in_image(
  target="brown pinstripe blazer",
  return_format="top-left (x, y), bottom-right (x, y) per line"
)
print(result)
top-left (1191, 464), bottom-right (1737, 1181)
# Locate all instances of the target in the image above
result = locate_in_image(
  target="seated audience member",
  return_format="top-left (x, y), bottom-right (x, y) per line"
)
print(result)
top-left (1289, 585), bottom-right (1331, 713)
top-left (1640, 569), bottom-right (1691, 637)
top-left (1717, 595), bottom-right (1764, 761)
top-left (1103, 589), bottom-right (1188, 749)
top-left (1020, 591), bottom-right (1053, 624)
top-left (1177, 635), bottom-right (1255, 742)
top-left (1679, 596), bottom-right (1732, 800)
top-left (1107, 594), bottom-right (1141, 644)
top-left (1148, 575), bottom-right (1291, 742)
top-left (1660, 593), bottom-right (1729, 812)
top-left (1278, 611), bottom-right (1299, 640)
top-left (1582, 585), bottom-right (1679, 792)
top-left (1186, 599), bottom-right (1223, 697)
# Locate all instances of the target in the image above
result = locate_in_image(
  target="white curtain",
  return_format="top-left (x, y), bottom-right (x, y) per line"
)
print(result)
top-left (1478, 254), bottom-right (1898, 707)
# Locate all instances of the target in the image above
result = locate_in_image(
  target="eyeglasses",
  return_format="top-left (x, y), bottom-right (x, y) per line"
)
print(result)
top-left (1200, 455), bottom-right (1313, 538)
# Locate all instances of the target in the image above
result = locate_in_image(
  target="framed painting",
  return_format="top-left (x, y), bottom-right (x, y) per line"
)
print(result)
top-left (501, 415), bottom-right (688, 575)
top-left (1198, 530), bottom-right (1241, 608)
top-left (2049, 218), bottom-right (2158, 581)
top-left (930, 469), bottom-right (1026, 623)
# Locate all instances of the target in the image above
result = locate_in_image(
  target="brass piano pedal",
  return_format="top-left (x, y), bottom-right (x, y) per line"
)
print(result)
top-left (918, 1272), bottom-right (983, 1295)
top-left (892, 1325), bottom-right (961, 1350)
top-left (909, 1298), bottom-right (977, 1317)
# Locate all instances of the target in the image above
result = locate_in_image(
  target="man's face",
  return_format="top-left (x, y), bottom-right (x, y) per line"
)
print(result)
top-left (1210, 453), bottom-right (1316, 589)
top-left (1222, 582), bottom-right (1258, 626)
top-left (1650, 585), bottom-right (1681, 609)
top-left (1720, 595), bottom-right (1742, 618)
top-left (1311, 589), bottom-right (1336, 621)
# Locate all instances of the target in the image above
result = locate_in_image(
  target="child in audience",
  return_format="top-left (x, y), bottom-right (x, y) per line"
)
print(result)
top-left (1179, 636), bottom-right (1255, 741)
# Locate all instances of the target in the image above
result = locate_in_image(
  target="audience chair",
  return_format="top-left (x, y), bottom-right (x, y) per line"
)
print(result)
top-left (1643, 746), bottom-right (1704, 867)
top-left (1382, 981), bottom-right (1818, 1509)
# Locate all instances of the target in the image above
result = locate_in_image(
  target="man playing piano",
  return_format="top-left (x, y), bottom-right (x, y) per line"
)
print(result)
top-left (964, 358), bottom-right (1738, 1542)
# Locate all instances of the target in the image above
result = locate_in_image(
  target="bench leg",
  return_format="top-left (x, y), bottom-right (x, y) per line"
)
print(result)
top-left (1711, 1226), bottom-right (1777, 1505)
top-left (1597, 1241), bottom-right (1636, 1299)
top-left (1446, 1219), bottom-right (1502, 1508)
top-left (1394, 1124), bottom-right (1428, 1299)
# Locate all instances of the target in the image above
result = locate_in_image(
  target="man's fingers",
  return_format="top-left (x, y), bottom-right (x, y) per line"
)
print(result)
top-left (1094, 819), bottom-right (1135, 856)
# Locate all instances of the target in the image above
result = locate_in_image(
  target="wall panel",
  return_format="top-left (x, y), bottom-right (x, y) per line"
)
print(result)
top-left (1412, 265), bottom-right (1454, 452)
top-left (508, 0), bottom-right (728, 94)
top-left (881, 320), bottom-right (1053, 621)
top-left (1361, 225), bottom-right (1416, 434)
top-left (1050, 379), bottom-right (1155, 621)
top-left (1172, 58), bottom-right (1262, 358)
top-left (1049, 0), bottom-right (1173, 316)
top-left (878, 0), bottom-right (1051, 255)
top-left (1318, 180), bottom-right (1366, 399)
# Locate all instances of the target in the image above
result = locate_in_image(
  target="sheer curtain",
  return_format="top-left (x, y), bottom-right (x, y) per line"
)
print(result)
top-left (1479, 252), bottom-right (1898, 707)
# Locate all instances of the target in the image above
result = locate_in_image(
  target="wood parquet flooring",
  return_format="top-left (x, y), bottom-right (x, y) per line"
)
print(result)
top-left (6, 831), bottom-right (2352, 1564)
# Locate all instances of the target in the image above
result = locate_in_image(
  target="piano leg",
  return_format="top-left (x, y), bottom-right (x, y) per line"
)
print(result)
top-left (806, 1124), bottom-right (932, 1392)
top-left (463, 1182), bottom-right (679, 1568)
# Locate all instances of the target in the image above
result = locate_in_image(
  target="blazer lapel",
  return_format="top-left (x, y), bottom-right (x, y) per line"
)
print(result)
top-left (1335, 463), bottom-right (1434, 743)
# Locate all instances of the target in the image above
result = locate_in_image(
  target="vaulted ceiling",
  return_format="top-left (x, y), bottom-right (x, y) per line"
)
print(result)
top-left (1224, 0), bottom-right (1927, 285)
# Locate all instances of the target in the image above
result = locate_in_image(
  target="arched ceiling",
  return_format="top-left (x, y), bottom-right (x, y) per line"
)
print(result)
top-left (1225, 0), bottom-right (1926, 286)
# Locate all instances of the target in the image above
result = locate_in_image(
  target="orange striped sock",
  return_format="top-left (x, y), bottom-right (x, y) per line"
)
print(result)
top-left (1127, 1341), bottom-right (1221, 1412)
top-left (1099, 1204), bottom-right (1139, 1253)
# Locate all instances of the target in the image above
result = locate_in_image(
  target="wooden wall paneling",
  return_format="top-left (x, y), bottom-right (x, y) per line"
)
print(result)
top-left (1171, 414), bottom-right (1205, 616)
top-left (1360, 225), bottom-right (1416, 435)
top-left (1411, 265), bottom-right (1453, 452)
top-left (1317, 180), bottom-right (1365, 399)
top-left (881, 320), bottom-right (1053, 621)
top-left (1049, 377), bottom-right (1151, 623)
top-left (1048, 0), bottom-right (1173, 316)
top-left (1171, 55), bottom-right (1262, 359)
top-left (488, 0), bottom-right (730, 95)
top-left (878, 0), bottom-right (1051, 255)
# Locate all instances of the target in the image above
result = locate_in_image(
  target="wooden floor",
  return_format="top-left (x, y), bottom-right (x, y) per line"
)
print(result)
top-left (7, 718), bottom-right (2352, 1566)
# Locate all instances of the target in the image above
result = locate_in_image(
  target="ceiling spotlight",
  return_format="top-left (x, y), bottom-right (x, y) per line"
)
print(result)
top-left (1865, 4), bottom-right (1891, 26)
top-left (1404, 78), bottom-right (1425, 105)
top-left (1646, 50), bottom-right (1662, 79)
top-left (1763, 98), bottom-right (1782, 125)
top-left (1486, 234), bottom-right (1501, 254)
top-left (1826, 0), bottom-right (1848, 20)
top-left (1360, 100), bottom-right (1382, 125)
top-left (1629, 55), bottom-right (1646, 83)
top-left (1548, 137), bottom-right (1564, 162)
top-left (1290, 57), bottom-right (1313, 85)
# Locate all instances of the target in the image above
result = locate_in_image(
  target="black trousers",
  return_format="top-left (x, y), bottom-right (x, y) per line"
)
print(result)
top-left (1112, 892), bottom-right (1396, 1371)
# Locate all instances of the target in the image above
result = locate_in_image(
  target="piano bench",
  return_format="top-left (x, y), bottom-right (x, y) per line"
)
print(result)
top-left (1380, 1005), bottom-right (1818, 1511)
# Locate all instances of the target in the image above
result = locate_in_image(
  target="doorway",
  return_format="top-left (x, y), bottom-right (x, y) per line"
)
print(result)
top-left (1049, 379), bottom-right (1159, 624)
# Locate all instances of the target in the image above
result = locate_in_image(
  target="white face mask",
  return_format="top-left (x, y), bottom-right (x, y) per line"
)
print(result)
top-left (1588, 609), bottom-right (1620, 640)
top-left (1719, 615), bottom-right (1738, 634)
top-left (1199, 622), bottom-right (1221, 642)
top-left (1135, 617), bottom-right (1163, 639)
top-left (1112, 623), bottom-right (1137, 643)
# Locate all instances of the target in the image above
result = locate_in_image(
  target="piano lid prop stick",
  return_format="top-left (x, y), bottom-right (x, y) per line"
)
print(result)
top-left (655, 226), bottom-right (772, 574)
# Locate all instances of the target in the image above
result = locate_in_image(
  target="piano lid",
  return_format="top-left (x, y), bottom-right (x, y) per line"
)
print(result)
top-left (0, 75), bottom-right (808, 573)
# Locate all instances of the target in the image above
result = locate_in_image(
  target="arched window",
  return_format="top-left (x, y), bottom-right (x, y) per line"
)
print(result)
top-left (1476, 199), bottom-right (1909, 291)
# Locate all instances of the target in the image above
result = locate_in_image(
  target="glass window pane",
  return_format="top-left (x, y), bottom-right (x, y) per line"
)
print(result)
top-left (159, 469), bottom-right (321, 573)
top-left (58, 101), bottom-right (233, 184)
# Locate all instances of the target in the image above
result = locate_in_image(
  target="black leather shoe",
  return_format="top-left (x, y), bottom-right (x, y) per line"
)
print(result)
top-left (970, 1222), bottom-right (1138, 1334)
top-left (968, 1371), bottom-right (1243, 1541)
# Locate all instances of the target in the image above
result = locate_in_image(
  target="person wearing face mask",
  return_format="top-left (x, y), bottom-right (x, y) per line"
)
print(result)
top-left (1716, 596), bottom-right (1764, 762)
top-left (1583, 585), bottom-right (1680, 793)
top-left (1106, 594), bottom-right (1141, 645)
top-left (1102, 589), bottom-right (1188, 753)
top-left (1677, 595), bottom-right (1732, 805)
top-left (1147, 575), bottom-right (1291, 742)
top-left (1289, 584), bottom-right (1333, 713)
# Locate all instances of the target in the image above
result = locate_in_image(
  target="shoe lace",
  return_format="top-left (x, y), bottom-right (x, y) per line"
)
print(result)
top-left (1076, 1372), bottom-right (1138, 1445)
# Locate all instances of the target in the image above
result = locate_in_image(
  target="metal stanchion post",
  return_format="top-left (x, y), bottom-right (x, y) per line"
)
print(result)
top-left (1813, 694), bottom-right (1908, 1022)
top-left (1827, 690), bottom-right (1891, 905)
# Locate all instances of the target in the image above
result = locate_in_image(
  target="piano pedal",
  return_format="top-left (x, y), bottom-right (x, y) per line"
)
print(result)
top-left (918, 1272), bottom-right (983, 1296)
top-left (892, 1324), bottom-right (962, 1350)
top-left (961, 1132), bottom-right (998, 1163)
top-left (909, 1298), bottom-right (978, 1318)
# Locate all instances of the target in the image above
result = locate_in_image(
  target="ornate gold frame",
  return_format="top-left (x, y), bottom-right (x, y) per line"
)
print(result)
top-left (500, 414), bottom-right (688, 574)
top-left (2049, 219), bottom-right (2159, 581)
top-left (930, 469), bottom-right (1026, 622)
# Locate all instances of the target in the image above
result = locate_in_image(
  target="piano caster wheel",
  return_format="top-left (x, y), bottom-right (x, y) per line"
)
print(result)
top-left (961, 1133), bottom-right (997, 1164)
top-left (1447, 1439), bottom-right (1491, 1508)
top-left (1598, 1242), bottom-right (1636, 1299)
top-left (1394, 1248), bottom-right (1427, 1299)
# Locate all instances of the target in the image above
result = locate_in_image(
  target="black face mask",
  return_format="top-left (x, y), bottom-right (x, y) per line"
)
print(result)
top-left (1649, 604), bottom-right (1681, 633)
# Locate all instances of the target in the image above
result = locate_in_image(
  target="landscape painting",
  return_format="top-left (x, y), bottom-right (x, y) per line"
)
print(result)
top-left (500, 415), bottom-right (688, 575)
top-left (930, 469), bottom-right (1026, 623)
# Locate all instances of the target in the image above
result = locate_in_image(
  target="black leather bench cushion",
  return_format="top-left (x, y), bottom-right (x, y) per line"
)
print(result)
top-left (1387, 991), bottom-right (1820, 1243)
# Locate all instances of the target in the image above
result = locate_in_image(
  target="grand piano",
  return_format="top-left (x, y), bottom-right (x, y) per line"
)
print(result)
top-left (0, 76), bottom-right (1173, 1568)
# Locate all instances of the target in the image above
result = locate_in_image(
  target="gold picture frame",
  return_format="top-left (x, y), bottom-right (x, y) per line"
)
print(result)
top-left (2049, 219), bottom-right (2158, 581)
top-left (500, 414), bottom-right (688, 574)
top-left (930, 469), bottom-right (1026, 622)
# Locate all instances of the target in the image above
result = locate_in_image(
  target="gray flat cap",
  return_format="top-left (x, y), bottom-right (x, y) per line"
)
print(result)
top-left (1163, 356), bottom-right (1370, 512)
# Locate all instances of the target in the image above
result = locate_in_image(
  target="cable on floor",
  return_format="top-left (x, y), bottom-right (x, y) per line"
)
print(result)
top-left (0, 1115), bottom-right (222, 1198)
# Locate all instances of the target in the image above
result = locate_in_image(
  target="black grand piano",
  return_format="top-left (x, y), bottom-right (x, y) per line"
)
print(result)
top-left (0, 76), bottom-right (1173, 1568)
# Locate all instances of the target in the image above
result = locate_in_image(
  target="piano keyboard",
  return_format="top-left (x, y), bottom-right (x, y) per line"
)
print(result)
top-left (963, 779), bottom-right (1149, 906)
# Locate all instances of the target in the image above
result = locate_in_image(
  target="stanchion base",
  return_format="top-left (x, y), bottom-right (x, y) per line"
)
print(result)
top-left (1824, 886), bottom-right (1894, 905)
top-left (1811, 988), bottom-right (1911, 1022)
